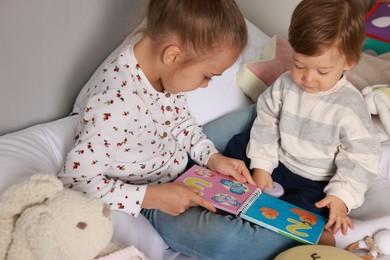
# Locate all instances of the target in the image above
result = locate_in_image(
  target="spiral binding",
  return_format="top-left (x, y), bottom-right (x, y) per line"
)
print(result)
top-left (237, 188), bottom-right (262, 216)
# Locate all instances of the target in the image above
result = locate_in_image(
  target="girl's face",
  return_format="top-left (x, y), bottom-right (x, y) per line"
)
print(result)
top-left (160, 47), bottom-right (239, 94)
top-left (291, 46), bottom-right (354, 93)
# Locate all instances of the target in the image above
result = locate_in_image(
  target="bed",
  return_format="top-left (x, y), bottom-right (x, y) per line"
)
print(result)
top-left (1, 1), bottom-right (390, 259)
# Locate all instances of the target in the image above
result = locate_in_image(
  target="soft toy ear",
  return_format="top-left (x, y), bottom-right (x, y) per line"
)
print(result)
top-left (0, 174), bottom-right (63, 217)
top-left (0, 174), bottom-right (62, 258)
top-left (237, 35), bottom-right (293, 103)
top-left (6, 205), bottom-right (55, 260)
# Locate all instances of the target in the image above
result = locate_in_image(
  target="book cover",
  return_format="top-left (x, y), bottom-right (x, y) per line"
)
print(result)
top-left (175, 165), bottom-right (327, 244)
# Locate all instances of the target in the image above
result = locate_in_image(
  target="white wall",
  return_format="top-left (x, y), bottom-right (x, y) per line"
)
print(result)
top-left (0, 0), bottom-right (146, 135)
top-left (236, 0), bottom-right (301, 38)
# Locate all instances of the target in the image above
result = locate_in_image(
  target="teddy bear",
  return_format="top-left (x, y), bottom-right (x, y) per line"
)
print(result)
top-left (0, 174), bottom-right (147, 260)
top-left (361, 84), bottom-right (390, 138)
top-left (347, 229), bottom-right (390, 260)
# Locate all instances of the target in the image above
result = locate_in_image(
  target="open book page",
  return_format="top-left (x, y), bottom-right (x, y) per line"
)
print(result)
top-left (239, 192), bottom-right (327, 244)
top-left (174, 165), bottom-right (259, 214)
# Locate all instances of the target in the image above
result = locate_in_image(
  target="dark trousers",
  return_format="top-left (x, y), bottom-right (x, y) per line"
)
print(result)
top-left (223, 132), bottom-right (329, 217)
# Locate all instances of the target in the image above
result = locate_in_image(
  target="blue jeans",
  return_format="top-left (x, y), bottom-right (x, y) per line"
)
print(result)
top-left (142, 206), bottom-right (299, 260)
top-left (202, 104), bottom-right (257, 153)
top-left (141, 105), bottom-right (300, 259)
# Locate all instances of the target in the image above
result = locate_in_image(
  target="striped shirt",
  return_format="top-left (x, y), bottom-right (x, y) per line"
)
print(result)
top-left (247, 71), bottom-right (380, 211)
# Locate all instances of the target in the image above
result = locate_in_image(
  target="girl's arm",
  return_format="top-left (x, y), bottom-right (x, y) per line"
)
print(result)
top-left (170, 99), bottom-right (219, 166)
top-left (59, 89), bottom-right (147, 216)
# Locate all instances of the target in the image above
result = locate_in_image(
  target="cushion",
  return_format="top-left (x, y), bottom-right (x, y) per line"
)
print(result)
top-left (363, 2), bottom-right (390, 55)
top-left (275, 245), bottom-right (361, 260)
top-left (237, 35), bottom-right (293, 103)
top-left (0, 116), bottom-right (77, 192)
top-left (183, 19), bottom-right (271, 125)
top-left (178, 18), bottom-right (272, 125)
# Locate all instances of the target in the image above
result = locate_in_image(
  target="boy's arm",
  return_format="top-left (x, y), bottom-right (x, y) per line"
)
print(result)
top-left (324, 96), bottom-right (380, 212)
top-left (247, 78), bottom-right (283, 173)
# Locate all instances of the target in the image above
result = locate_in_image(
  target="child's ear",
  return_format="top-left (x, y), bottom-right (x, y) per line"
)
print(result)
top-left (344, 61), bottom-right (356, 71)
top-left (162, 45), bottom-right (183, 65)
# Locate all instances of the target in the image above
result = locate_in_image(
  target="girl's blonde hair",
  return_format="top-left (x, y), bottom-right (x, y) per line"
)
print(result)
top-left (144, 0), bottom-right (248, 56)
top-left (289, 0), bottom-right (366, 65)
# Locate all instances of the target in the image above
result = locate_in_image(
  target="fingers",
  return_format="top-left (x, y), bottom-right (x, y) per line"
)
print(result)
top-left (210, 155), bottom-right (254, 185)
top-left (329, 214), bottom-right (351, 235)
top-left (318, 195), bottom-right (351, 235)
top-left (191, 195), bottom-right (216, 213)
top-left (258, 182), bottom-right (272, 191)
top-left (315, 197), bottom-right (329, 209)
top-left (185, 185), bottom-right (216, 213)
top-left (325, 208), bottom-right (352, 235)
top-left (232, 163), bottom-right (255, 185)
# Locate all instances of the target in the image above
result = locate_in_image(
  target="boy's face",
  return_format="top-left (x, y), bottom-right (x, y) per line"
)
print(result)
top-left (290, 46), bottom-right (354, 93)
top-left (160, 48), bottom-right (239, 94)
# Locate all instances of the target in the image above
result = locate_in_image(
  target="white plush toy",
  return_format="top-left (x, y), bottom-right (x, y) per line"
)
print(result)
top-left (347, 229), bottom-right (390, 260)
top-left (362, 84), bottom-right (390, 137)
top-left (0, 174), bottom-right (114, 260)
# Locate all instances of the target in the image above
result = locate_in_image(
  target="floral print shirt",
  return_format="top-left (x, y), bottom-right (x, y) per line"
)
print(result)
top-left (58, 38), bottom-right (218, 216)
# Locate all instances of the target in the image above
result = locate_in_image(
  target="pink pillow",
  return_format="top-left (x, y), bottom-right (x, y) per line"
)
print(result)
top-left (237, 35), bottom-right (293, 103)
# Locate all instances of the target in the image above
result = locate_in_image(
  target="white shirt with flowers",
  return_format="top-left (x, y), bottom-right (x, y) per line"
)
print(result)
top-left (58, 38), bottom-right (218, 217)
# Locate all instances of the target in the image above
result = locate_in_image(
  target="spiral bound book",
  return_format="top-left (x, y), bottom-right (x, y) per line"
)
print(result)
top-left (175, 165), bottom-right (327, 244)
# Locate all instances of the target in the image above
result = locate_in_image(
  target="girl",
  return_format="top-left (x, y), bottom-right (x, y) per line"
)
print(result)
top-left (59, 0), bottom-right (300, 259)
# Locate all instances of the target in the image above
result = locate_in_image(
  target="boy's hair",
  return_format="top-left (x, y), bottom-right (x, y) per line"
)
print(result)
top-left (288, 0), bottom-right (365, 65)
top-left (144, 0), bottom-right (248, 56)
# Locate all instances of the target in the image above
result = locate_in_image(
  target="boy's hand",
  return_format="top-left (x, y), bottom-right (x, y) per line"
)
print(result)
top-left (252, 168), bottom-right (273, 190)
top-left (315, 195), bottom-right (354, 235)
top-left (207, 153), bottom-right (255, 185)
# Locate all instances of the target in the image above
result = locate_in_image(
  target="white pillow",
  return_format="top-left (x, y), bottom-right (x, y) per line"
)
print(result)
top-left (187, 19), bottom-right (271, 125)
top-left (0, 116), bottom-right (77, 192)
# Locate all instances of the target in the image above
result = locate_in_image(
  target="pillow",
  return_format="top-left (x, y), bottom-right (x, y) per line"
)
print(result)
top-left (237, 35), bottom-right (293, 103)
top-left (0, 116), bottom-right (77, 192)
top-left (187, 19), bottom-right (271, 125)
top-left (363, 2), bottom-right (390, 55)
top-left (275, 245), bottom-right (360, 260)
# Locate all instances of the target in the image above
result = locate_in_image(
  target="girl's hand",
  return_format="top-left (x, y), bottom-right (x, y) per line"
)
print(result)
top-left (315, 195), bottom-right (354, 235)
top-left (207, 153), bottom-right (255, 185)
top-left (252, 168), bottom-right (273, 190)
top-left (142, 183), bottom-right (216, 216)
